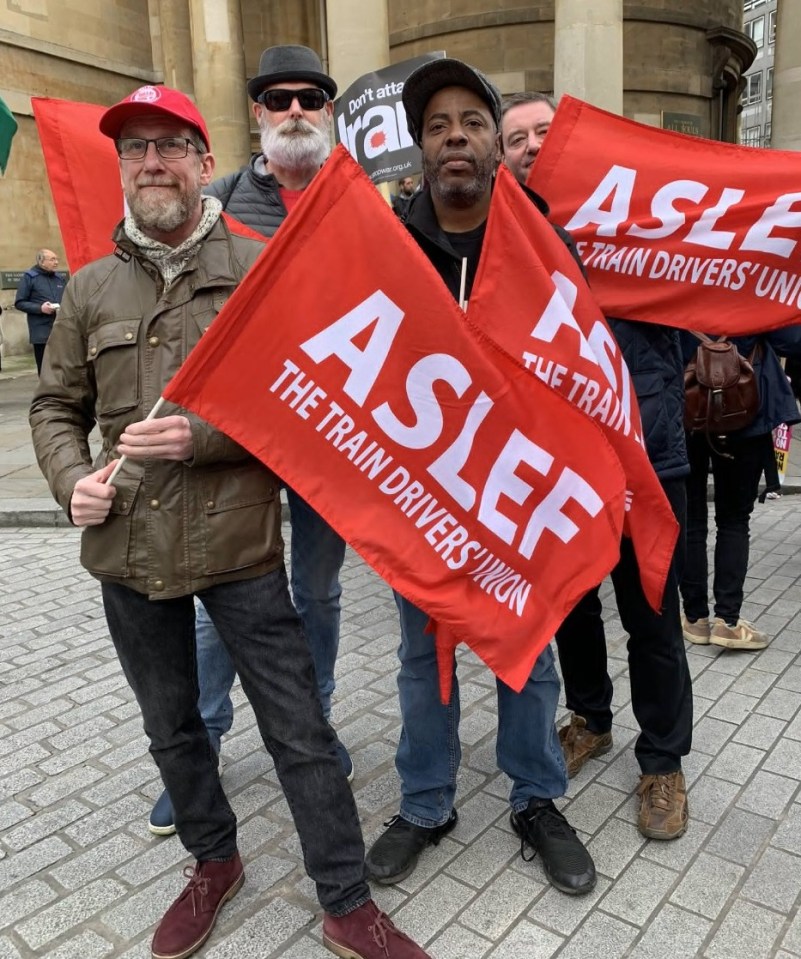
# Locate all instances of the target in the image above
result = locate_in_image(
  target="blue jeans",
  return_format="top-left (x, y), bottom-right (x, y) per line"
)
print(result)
top-left (101, 570), bottom-right (368, 913)
top-left (195, 485), bottom-right (347, 734)
top-left (393, 592), bottom-right (567, 828)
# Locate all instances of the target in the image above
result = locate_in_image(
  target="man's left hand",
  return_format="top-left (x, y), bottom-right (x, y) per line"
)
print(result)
top-left (117, 415), bottom-right (194, 461)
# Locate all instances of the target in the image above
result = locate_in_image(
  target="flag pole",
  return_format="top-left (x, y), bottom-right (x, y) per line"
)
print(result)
top-left (105, 396), bottom-right (167, 485)
top-left (458, 257), bottom-right (468, 311)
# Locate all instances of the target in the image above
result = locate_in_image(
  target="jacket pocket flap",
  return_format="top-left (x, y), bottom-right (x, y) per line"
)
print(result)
top-left (87, 318), bottom-right (142, 360)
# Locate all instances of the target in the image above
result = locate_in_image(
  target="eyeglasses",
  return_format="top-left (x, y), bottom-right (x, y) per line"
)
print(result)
top-left (257, 88), bottom-right (329, 112)
top-left (115, 137), bottom-right (201, 160)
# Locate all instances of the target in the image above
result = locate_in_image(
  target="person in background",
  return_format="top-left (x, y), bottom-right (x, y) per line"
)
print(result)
top-left (365, 61), bottom-right (597, 899)
top-left (148, 44), bottom-right (353, 837)
top-left (15, 249), bottom-right (65, 374)
top-left (502, 92), bottom-right (694, 843)
top-left (681, 327), bottom-right (801, 650)
top-left (29, 84), bottom-right (432, 959)
top-left (391, 175), bottom-right (417, 218)
top-left (498, 91), bottom-right (555, 185)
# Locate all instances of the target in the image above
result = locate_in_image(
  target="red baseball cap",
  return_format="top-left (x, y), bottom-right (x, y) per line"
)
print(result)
top-left (99, 85), bottom-right (211, 149)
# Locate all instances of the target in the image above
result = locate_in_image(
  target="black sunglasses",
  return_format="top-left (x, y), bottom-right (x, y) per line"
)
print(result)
top-left (257, 88), bottom-right (329, 112)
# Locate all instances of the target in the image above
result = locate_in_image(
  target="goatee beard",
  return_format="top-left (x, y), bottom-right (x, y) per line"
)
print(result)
top-left (423, 151), bottom-right (495, 208)
top-left (261, 117), bottom-right (330, 173)
top-left (129, 182), bottom-right (201, 237)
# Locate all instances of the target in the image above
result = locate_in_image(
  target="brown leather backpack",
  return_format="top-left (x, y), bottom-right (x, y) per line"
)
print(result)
top-left (684, 333), bottom-right (760, 437)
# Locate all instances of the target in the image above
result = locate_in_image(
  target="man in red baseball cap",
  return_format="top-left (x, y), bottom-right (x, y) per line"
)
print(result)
top-left (99, 84), bottom-right (212, 148)
top-left (31, 85), bottom-right (432, 959)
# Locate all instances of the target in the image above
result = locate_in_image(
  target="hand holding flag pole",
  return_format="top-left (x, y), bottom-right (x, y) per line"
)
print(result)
top-left (105, 396), bottom-right (167, 485)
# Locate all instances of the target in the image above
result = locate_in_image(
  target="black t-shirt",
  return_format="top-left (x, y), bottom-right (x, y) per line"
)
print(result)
top-left (443, 223), bottom-right (486, 304)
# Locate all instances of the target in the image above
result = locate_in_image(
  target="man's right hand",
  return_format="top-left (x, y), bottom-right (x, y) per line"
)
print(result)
top-left (41, 302), bottom-right (57, 315)
top-left (70, 462), bottom-right (119, 527)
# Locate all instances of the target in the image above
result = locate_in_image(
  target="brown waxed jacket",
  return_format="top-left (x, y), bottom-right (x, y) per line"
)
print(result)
top-left (30, 216), bottom-right (284, 599)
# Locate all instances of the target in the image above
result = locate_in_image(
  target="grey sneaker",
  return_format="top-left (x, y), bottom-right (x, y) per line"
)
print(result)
top-left (682, 615), bottom-right (711, 645)
top-left (710, 618), bottom-right (768, 650)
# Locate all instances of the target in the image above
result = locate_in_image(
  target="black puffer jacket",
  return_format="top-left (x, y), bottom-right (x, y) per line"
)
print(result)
top-left (610, 320), bottom-right (688, 479)
top-left (204, 155), bottom-right (286, 237)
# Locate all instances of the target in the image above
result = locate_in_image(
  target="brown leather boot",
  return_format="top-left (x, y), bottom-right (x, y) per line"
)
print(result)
top-left (151, 853), bottom-right (244, 959)
top-left (323, 899), bottom-right (432, 958)
top-left (558, 713), bottom-right (613, 778)
top-left (637, 771), bottom-right (688, 840)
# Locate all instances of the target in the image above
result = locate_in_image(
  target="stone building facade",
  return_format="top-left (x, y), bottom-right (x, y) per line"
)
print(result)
top-left (0, 0), bottom-right (754, 353)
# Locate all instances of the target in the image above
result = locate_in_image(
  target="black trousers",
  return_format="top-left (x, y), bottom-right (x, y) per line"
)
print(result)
top-left (681, 431), bottom-right (765, 625)
top-left (554, 477), bottom-right (693, 774)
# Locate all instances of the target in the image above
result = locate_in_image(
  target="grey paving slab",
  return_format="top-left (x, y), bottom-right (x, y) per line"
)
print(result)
top-left (1, 483), bottom-right (801, 955)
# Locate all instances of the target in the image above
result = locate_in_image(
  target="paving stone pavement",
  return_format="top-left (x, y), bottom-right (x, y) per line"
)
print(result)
top-left (1, 495), bottom-right (801, 959)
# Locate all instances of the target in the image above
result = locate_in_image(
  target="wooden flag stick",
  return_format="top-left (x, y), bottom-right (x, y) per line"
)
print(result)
top-left (105, 395), bottom-right (167, 485)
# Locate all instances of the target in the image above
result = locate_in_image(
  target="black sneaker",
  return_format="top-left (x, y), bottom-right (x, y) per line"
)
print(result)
top-left (365, 809), bottom-right (458, 884)
top-left (510, 799), bottom-right (596, 895)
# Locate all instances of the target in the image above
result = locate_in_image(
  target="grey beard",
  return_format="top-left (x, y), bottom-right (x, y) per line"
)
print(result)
top-left (424, 152), bottom-right (495, 208)
top-left (129, 184), bottom-right (201, 236)
top-left (260, 118), bottom-right (330, 173)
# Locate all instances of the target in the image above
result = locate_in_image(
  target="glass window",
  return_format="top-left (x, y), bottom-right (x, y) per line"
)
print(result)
top-left (743, 0), bottom-right (766, 9)
top-left (765, 121), bottom-right (771, 145)
top-left (769, 10), bottom-right (777, 44)
top-left (743, 125), bottom-right (761, 147)
top-left (767, 67), bottom-right (773, 99)
top-left (745, 16), bottom-right (765, 48)
top-left (743, 72), bottom-right (763, 104)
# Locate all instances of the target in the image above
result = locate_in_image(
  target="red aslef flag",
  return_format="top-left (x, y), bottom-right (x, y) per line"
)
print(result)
top-left (32, 96), bottom-right (265, 273)
top-left (530, 95), bottom-right (801, 334)
top-left (469, 166), bottom-right (678, 611)
top-left (164, 145), bottom-right (628, 694)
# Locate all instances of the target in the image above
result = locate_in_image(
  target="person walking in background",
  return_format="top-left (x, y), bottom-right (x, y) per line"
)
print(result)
top-left (14, 249), bottom-right (65, 374)
top-left (501, 92), bottom-right (694, 843)
top-left (147, 44), bottom-right (353, 837)
top-left (29, 84), bottom-right (432, 959)
top-left (681, 327), bottom-right (801, 651)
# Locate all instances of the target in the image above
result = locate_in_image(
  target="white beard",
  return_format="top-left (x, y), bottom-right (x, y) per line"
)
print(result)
top-left (260, 116), bottom-right (330, 173)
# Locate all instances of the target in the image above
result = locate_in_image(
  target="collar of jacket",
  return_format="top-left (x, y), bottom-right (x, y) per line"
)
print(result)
top-left (109, 216), bottom-right (244, 293)
top-left (404, 176), bottom-right (551, 253)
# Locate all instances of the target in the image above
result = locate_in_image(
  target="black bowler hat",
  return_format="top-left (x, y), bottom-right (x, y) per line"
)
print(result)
top-left (247, 45), bottom-right (337, 102)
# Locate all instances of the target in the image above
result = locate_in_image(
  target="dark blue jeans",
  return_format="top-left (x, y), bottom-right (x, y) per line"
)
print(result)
top-left (101, 568), bottom-right (368, 915)
top-left (555, 477), bottom-right (692, 774)
top-left (681, 431), bottom-right (764, 624)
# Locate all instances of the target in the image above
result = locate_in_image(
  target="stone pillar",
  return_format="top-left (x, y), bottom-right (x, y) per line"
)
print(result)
top-left (325, 0), bottom-right (391, 200)
top-left (554, 0), bottom-right (622, 113)
top-left (188, 0), bottom-right (250, 175)
top-left (325, 0), bottom-right (389, 93)
top-left (772, 0), bottom-right (801, 151)
top-left (156, 0), bottom-right (194, 93)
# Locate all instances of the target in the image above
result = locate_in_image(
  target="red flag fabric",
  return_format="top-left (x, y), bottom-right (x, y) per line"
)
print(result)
top-left (529, 95), bottom-right (801, 335)
top-left (470, 166), bottom-right (678, 611)
top-left (32, 98), bottom-right (120, 272)
top-left (32, 96), bottom-right (266, 272)
top-left (164, 145), bottom-right (628, 694)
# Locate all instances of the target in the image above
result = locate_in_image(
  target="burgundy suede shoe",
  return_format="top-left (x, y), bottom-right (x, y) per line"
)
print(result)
top-left (151, 853), bottom-right (244, 959)
top-left (323, 899), bottom-right (432, 958)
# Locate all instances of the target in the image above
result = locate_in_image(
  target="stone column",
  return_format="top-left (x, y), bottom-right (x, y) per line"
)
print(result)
top-left (554, 0), bottom-right (622, 113)
top-left (188, 0), bottom-right (250, 175)
top-left (325, 0), bottom-right (391, 200)
top-left (772, 0), bottom-right (801, 151)
top-left (325, 0), bottom-right (389, 93)
top-left (156, 0), bottom-right (194, 93)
